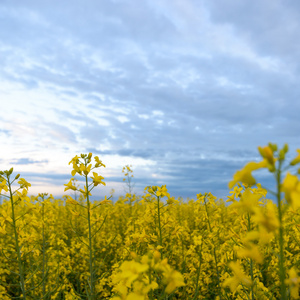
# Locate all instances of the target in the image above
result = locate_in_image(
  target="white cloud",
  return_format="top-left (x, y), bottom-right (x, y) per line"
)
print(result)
top-left (117, 116), bottom-right (129, 123)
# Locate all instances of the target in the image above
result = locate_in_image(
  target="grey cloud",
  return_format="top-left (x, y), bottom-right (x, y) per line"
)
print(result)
top-left (207, 0), bottom-right (300, 62)
top-left (1, 0), bottom-right (300, 199)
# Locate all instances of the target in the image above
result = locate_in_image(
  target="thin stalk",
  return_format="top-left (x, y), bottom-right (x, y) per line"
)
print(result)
top-left (193, 245), bottom-right (203, 300)
top-left (204, 197), bottom-right (221, 299)
top-left (276, 162), bottom-right (287, 300)
top-left (149, 267), bottom-right (154, 300)
top-left (41, 198), bottom-right (47, 297)
top-left (8, 178), bottom-right (26, 299)
top-left (157, 196), bottom-right (163, 247)
top-left (85, 173), bottom-right (95, 300)
top-left (246, 213), bottom-right (254, 300)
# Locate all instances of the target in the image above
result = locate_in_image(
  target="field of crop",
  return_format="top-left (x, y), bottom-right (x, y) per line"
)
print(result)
top-left (0, 143), bottom-right (300, 299)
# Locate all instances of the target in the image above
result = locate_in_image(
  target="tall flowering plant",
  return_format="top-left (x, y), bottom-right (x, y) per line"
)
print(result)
top-left (229, 143), bottom-right (300, 299)
top-left (64, 153), bottom-right (110, 300)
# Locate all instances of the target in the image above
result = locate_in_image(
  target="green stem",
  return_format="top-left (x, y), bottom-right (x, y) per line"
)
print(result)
top-left (8, 178), bottom-right (26, 299)
top-left (41, 197), bottom-right (47, 297)
top-left (204, 196), bottom-right (221, 299)
top-left (276, 162), bottom-right (287, 300)
top-left (193, 245), bottom-right (203, 300)
top-left (247, 213), bottom-right (254, 300)
top-left (149, 267), bottom-right (154, 300)
top-left (157, 196), bottom-right (163, 247)
top-left (85, 173), bottom-right (95, 300)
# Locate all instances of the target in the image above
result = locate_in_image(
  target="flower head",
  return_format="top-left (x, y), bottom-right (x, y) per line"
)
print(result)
top-left (282, 172), bottom-right (300, 208)
top-left (17, 178), bottom-right (31, 190)
top-left (285, 267), bottom-right (300, 299)
top-left (291, 149), bottom-right (300, 166)
top-left (91, 172), bottom-right (106, 186)
top-left (156, 185), bottom-right (170, 198)
top-left (64, 178), bottom-right (77, 192)
top-left (229, 160), bottom-right (267, 189)
top-left (223, 261), bottom-right (252, 292)
top-left (94, 156), bottom-right (106, 168)
top-left (0, 179), bottom-right (8, 193)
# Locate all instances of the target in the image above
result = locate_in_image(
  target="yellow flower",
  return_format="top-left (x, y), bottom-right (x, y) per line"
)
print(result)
top-left (70, 210), bottom-right (80, 216)
top-left (156, 185), bottom-right (170, 198)
top-left (154, 258), bottom-right (185, 293)
top-left (94, 156), bottom-right (106, 167)
top-left (64, 179), bottom-right (77, 192)
top-left (252, 202), bottom-right (279, 232)
top-left (127, 292), bottom-right (144, 300)
top-left (237, 243), bottom-right (263, 264)
top-left (164, 269), bottom-right (185, 294)
top-left (282, 172), bottom-right (300, 208)
top-left (231, 188), bottom-right (263, 214)
top-left (100, 196), bottom-right (111, 205)
top-left (68, 155), bottom-right (80, 165)
top-left (79, 163), bottom-right (92, 175)
top-left (65, 196), bottom-right (78, 205)
top-left (228, 185), bottom-right (243, 201)
top-left (285, 267), bottom-right (300, 299)
top-left (0, 179), bottom-right (8, 193)
top-left (1, 209), bottom-right (13, 223)
top-left (17, 178), bottom-right (31, 190)
top-left (119, 260), bottom-right (149, 287)
top-left (71, 162), bottom-right (81, 176)
top-left (91, 172), bottom-right (106, 186)
top-left (223, 261), bottom-right (252, 292)
top-left (258, 145), bottom-right (275, 170)
top-left (153, 250), bottom-right (161, 262)
top-left (229, 160), bottom-right (267, 189)
top-left (291, 149), bottom-right (300, 166)
top-left (0, 223), bottom-right (6, 235)
top-left (166, 196), bottom-right (175, 205)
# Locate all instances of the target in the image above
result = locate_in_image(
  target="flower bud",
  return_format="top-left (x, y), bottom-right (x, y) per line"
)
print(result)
top-left (268, 142), bottom-right (278, 152)
top-left (258, 146), bottom-right (274, 166)
top-left (279, 149), bottom-right (285, 161)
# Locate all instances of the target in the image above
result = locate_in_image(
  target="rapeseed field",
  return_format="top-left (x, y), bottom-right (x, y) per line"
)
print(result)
top-left (0, 143), bottom-right (300, 299)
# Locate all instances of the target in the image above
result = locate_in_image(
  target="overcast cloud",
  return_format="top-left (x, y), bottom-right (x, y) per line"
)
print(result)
top-left (1, 0), bottom-right (299, 200)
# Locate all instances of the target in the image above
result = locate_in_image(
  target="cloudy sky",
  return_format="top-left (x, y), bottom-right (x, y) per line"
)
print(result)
top-left (1, 0), bottom-right (300, 200)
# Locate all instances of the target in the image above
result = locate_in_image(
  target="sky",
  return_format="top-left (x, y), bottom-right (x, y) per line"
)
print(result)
top-left (1, 0), bottom-right (300, 201)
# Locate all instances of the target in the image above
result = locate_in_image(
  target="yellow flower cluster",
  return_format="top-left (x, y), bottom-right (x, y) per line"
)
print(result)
top-left (111, 250), bottom-right (184, 299)
top-left (0, 144), bottom-right (299, 299)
